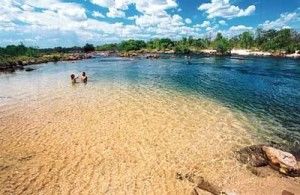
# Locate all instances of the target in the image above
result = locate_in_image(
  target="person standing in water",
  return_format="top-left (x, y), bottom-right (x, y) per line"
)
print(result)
top-left (70, 74), bottom-right (78, 84)
top-left (81, 72), bottom-right (88, 83)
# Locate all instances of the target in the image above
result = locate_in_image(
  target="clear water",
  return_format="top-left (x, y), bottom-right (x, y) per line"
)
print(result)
top-left (1, 56), bottom-right (300, 147)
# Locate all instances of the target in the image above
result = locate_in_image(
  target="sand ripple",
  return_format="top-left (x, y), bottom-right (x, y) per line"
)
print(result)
top-left (0, 84), bottom-right (299, 194)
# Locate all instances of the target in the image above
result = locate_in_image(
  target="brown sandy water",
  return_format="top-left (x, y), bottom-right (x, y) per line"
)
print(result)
top-left (0, 70), bottom-right (299, 194)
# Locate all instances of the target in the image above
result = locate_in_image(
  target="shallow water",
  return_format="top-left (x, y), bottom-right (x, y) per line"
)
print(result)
top-left (2, 56), bottom-right (299, 145)
top-left (0, 56), bottom-right (299, 194)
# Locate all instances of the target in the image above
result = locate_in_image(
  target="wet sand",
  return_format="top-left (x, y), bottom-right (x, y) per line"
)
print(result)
top-left (0, 83), bottom-right (299, 194)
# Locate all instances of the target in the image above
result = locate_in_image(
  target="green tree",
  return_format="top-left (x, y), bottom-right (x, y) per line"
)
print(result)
top-left (239, 32), bottom-right (254, 49)
top-left (118, 40), bottom-right (146, 51)
top-left (83, 43), bottom-right (95, 53)
top-left (213, 33), bottom-right (231, 54)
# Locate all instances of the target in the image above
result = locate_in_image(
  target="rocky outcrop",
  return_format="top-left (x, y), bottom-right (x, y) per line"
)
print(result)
top-left (118, 52), bottom-right (138, 57)
top-left (236, 145), bottom-right (300, 177)
top-left (0, 53), bottom-right (93, 73)
top-left (145, 54), bottom-right (160, 59)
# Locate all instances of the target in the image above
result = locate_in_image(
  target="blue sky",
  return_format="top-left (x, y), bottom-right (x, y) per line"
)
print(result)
top-left (1, 0), bottom-right (299, 48)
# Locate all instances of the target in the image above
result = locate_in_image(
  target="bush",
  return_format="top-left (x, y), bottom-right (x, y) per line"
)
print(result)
top-left (83, 43), bottom-right (95, 53)
top-left (118, 40), bottom-right (146, 51)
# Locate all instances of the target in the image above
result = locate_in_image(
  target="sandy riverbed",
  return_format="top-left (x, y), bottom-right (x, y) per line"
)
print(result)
top-left (0, 82), bottom-right (299, 194)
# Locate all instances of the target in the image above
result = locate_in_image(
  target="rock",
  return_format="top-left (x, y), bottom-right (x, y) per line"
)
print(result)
top-left (15, 65), bottom-right (24, 70)
top-left (25, 68), bottom-right (35, 72)
top-left (176, 172), bottom-right (221, 195)
top-left (196, 178), bottom-right (221, 195)
top-left (192, 187), bottom-right (214, 195)
top-left (235, 145), bottom-right (268, 167)
top-left (282, 190), bottom-right (294, 195)
top-left (145, 54), bottom-right (160, 59)
top-left (262, 146), bottom-right (299, 176)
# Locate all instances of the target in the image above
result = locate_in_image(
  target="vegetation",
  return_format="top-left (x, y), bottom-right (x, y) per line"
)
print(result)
top-left (83, 43), bottom-right (95, 53)
top-left (118, 40), bottom-right (146, 52)
top-left (95, 28), bottom-right (300, 54)
top-left (0, 43), bottom-right (39, 57)
top-left (213, 33), bottom-right (231, 54)
top-left (0, 28), bottom-right (299, 70)
top-left (0, 43), bottom-right (93, 72)
top-left (96, 43), bottom-right (118, 51)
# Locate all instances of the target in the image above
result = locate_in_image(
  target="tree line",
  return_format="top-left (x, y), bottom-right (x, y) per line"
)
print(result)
top-left (97, 28), bottom-right (300, 54)
top-left (1, 28), bottom-right (299, 57)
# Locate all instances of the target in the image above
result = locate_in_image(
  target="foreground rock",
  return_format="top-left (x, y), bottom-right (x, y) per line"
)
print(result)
top-left (236, 145), bottom-right (300, 177)
top-left (262, 146), bottom-right (299, 176)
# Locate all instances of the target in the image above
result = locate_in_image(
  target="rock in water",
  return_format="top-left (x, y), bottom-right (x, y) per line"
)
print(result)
top-left (192, 187), bottom-right (214, 195)
top-left (262, 146), bottom-right (299, 176)
top-left (235, 145), bottom-right (268, 167)
top-left (282, 190), bottom-right (295, 195)
top-left (25, 67), bottom-right (35, 72)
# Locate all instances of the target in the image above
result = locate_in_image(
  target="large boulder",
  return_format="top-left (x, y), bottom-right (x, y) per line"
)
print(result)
top-left (262, 146), bottom-right (299, 176)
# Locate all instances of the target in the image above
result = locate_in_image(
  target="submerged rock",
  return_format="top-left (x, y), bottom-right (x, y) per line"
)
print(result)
top-left (176, 172), bottom-right (222, 195)
top-left (192, 187), bottom-right (214, 195)
top-left (25, 67), bottom-right (35, 72)
top-left (282, 190), bottom-right (295, 195)
top-left (235, 145), bottom-right (268, 167)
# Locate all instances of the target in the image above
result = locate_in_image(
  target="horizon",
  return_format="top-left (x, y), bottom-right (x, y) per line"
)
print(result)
top-left (1, 0), bottom-right (300, 48)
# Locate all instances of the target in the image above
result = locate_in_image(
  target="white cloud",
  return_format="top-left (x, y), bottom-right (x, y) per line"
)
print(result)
top-left (218, 20), bottom-right (227, 25)
top-left (200, 21), bottom-right (211, 28)
top-left (90, 0), bottom-right (177, 15)
top-left (0, 0), bottom-right (202, 46)
top-left (106, 8), bottom-right (126, 18)
top-left (229, 25), bottom-right (253, 31)
top-left (259, 12), bottom-right (299, 30)
top-left (225, 25), bottom-right (253, 36)
top-left (0, 0), bottom-right (264, 47)
top-left (92, 11), bottom-right (105, 18)
top-left (185, 18), bottom-right (192, 24)
top-left (134, 12), bottom-right (181, 27)
top-left (198, 0), bottom-right (255, 19)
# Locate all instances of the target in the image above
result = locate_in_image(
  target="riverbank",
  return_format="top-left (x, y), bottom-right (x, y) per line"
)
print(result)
top-left (112, 49), bottom-right (300, 59)
top-left (0, 53), bottom-right (93, 73)
top-left (1, 49), bottom-right (299, 73)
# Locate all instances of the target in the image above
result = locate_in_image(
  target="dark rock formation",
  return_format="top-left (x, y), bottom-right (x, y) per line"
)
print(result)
top-left (25, 68), bottom-right (35, 72)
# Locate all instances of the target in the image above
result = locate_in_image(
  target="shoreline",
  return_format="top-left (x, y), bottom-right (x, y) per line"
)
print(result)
top-left (0, 53), bottom-right (93, 73)
top-left (103, 49), bottom-right (300, 59)
top-left (1, 49), bottom-right (299, 73)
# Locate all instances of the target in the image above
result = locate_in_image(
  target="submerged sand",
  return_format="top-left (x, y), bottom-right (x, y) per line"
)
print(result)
top-left (0, 83), bottom-right (299, 194)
